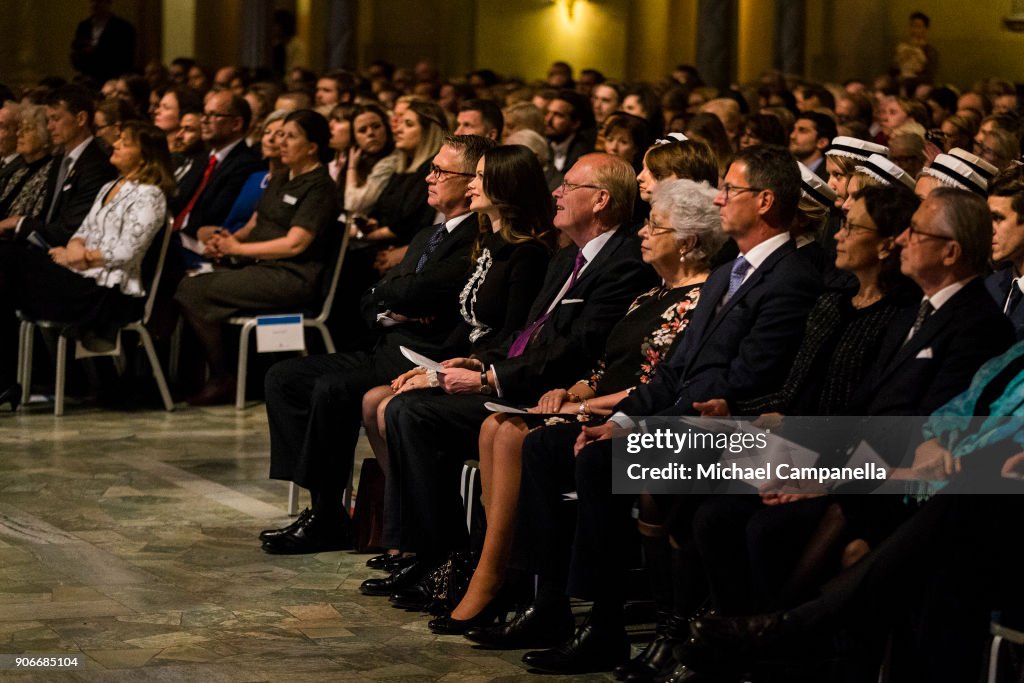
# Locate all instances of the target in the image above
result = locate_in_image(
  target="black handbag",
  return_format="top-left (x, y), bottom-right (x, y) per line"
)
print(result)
top-left (429, 550), bottom-right (478, 614)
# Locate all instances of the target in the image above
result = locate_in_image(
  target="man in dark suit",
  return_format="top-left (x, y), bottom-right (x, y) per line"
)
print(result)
top-left (177, 91), bottom-right (263, 246)
top-left (0, 101), bottom-right (21, 194)
top-left (501, 146), bottom-right (822, 674)
top-left (545, 90), bottom-right (597, 185)
top-left (70, 0), bottom-right (136, 84)
top-left (361, 153), bottom-right (653, 599)
top-left (0, 85), bottom-right (116, 248)
top-left (259, 135), bottom-right (496, 555)
top-left (985, 166), bottom-right (1024, 339)
top-left (789, 112), bottom-right (835, 182)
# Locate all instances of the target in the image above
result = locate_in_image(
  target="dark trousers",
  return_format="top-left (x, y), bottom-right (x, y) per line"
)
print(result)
top-left (383, 391), bottom-right (491, 560)
top-left (264, 349), bottom-right (407, 493)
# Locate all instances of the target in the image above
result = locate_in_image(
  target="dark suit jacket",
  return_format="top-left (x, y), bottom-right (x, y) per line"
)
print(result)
top-left (20, 138), bottom-right (116, 248)
top-left (548, 127), bottom-right (598, 181)
top-left (616, 239), bottom-right (823, 416)
top-left (481, 227), bottom-right (655, 402)
top-left (71, 14), bottom-right (136, 83)
top-left (985, 268), bottom-right (1024, 341)
top-left (853, 277), bottom-right (1014, 416)
top-left (175, 142), bottom-right (264, 236)
top-left (363, 214), bottom-right (479, 366)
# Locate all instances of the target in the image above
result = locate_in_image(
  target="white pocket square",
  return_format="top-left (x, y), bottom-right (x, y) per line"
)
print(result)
top-left (915, 347), bottom-right (933, 359)
top-left (561, 298), bottom-right (585, 304)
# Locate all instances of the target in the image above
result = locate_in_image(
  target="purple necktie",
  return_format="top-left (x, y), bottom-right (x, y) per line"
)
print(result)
top-left (507, 250), bottom-right (587, 358)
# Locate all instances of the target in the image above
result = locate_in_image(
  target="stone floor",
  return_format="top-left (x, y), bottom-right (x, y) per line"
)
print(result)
top-left (0, 400), bottom-right (615, 682)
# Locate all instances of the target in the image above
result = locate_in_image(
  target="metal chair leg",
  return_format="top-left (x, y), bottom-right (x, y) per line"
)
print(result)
top-left (18, 321), bottom-right (33, 405)
top-left (235, 320), bottom-right (256, 410)
top-left (136, 325), bottom-right (174, 412)
top-left (287, 482), bottom-right (299, 516)
top-left (55, 334), bottom-right (67, 417)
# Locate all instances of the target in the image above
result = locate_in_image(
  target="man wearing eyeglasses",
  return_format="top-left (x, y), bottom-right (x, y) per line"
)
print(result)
top-left (175, 91), bottom-right (262, 246)
top-left (260, 135), bottom-right (495, 555)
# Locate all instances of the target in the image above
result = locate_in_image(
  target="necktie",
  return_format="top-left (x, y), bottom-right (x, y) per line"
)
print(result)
top-left (415, 222), bottom-right (448, 273)
top-left (508, 250), bottom-right (587, 358)
top-left (723, 256), bottom-right (751, 304)
top-left (45, 156), bottom-right (73, 223)
top-left (1005, 278), bottom-right (1023, 315)
top-left (173, 155), bottom-right (218, 231)
top-left (907, 299), bottom-right (934, 341)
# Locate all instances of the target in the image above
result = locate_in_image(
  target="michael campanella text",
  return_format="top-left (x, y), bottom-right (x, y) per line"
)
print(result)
top-left (626, 461), bottom-right (889, 484)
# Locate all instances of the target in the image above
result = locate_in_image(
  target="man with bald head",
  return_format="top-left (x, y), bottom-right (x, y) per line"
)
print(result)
top-left (362, 153), bottom-right (653, 599)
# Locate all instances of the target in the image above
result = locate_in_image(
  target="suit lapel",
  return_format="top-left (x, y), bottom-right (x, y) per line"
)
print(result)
top-left (525, 246), bottom-right (577, 323)
top-left (567, 228), bottom-right (625, 292)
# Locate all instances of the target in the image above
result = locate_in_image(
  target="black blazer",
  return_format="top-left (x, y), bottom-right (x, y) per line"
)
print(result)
top-left (364, 214), bottom-right (479, 365)
top-left (20, 138), bottom-right (116, 248)
top-left (853, 277), bottom-right (1014, 416)
top-left (71, 14), bottom-right (136, 83)
top-left (985, 268), bottom-right (1024, 341)
top-left (482, 227), bottom-right (655, 402)
top-left (616, 239), bottom-right (823, 417)
top-left (175, 142), bottom-right (264, 237)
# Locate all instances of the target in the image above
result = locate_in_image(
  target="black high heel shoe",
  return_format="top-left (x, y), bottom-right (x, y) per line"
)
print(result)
top-left (0, 383), bottom-right (22, 411)
top-left (428, 597), bottom-right (509, 635)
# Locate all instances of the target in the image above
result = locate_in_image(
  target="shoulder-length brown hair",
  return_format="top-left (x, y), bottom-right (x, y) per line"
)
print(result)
top-left (121, 120), bottom-right (175, 196)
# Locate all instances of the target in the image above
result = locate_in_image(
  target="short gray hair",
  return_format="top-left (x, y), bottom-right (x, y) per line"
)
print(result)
top-left (929, 186), bottom-right (992, 276)
top-left (262, 108), bottom-right (289, 135)
top-left (650, 178), bottom-right (724, 268)
top-left (18, 104), bottom-right (50, 151)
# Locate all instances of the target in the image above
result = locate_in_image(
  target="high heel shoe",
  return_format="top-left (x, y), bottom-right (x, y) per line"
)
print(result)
top-left (428, 597), bottom-right (509, 635)
top-left (0, 383), bottom-right (22, 411)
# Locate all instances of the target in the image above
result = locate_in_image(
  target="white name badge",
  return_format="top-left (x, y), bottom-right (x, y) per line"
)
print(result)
top-left (256, 314), bottom-right (305, 352)
top-left (283, 194), bottom-right (298, 205)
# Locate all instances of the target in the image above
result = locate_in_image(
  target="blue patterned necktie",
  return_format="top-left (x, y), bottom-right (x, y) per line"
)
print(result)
top-left (724, 256), bottom-right (750, 303)
top-left (415, 222), bottom-right (448, 273)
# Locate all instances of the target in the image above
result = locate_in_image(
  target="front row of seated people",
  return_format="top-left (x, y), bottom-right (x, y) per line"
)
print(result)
top-left (255, 132), bottom-right (1024, 681)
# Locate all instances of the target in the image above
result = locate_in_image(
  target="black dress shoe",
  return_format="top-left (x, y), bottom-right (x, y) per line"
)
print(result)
top-left (522, 618), bottom-right (630, 674)
top-left (0, 383), bottom-right (21, 411)
top-left (260, 511), bottom-right (352, 554)
top-left (359, 560), bottom-right (426, 596)
top-left (259, 508), bottom-right (312, 542)
top-left (464, 603), bottom-right (575, 650)
top-left (617, 613), bottom-right (695, 682)
top-left (681, 611), bottom-right (815, 676)
top-left (366, 553), bottom-right (418, 572)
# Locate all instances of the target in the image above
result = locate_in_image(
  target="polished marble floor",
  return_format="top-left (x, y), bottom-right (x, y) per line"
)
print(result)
top-left (0, 401), bottom-right (614, 682)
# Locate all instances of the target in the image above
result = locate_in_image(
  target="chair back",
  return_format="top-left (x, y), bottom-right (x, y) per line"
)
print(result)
top-left (140, 218), bottom-right (174, 325)
top-left (311, 222), bottom-right (351, 324)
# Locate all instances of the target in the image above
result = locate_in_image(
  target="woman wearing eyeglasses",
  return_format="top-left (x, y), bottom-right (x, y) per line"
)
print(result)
top-left (420, 178), bottom-right (723, 639)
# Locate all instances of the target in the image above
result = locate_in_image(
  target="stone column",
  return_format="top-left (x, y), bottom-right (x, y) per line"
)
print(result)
top-left (773, 0), bottom-right (805, 78)
top-left (697, 0), bottom-right (735, 90)
top-left (326, 0), bottom-right (358, 70)
top-left (240, 0), bottom-right (272, 70)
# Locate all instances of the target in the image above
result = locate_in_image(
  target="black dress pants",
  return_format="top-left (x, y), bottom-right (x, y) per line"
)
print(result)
top-left (383, 391), bottom-right (492, 560)
top-left (264, 349), bottom-right (408, 492)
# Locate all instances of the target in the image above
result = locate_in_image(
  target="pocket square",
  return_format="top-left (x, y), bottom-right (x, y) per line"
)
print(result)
top-left (915, 347), bottom-right (933, 359)
top-left (561, 298), bottom-right (585, 304)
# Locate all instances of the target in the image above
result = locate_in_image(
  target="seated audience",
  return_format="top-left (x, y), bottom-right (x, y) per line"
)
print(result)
top-left (326, 103), bottom-right (355, 184)
top-left (544, 90), bottom-right (597, 183)
top-left (684, 113), bottom-right (733, 179)
top-left (739, 113), bottom-right (788, 149)
top-left (94, 98), bottom-right (143, 151)
top-left (342, 103), bottom-right (400, 220)
top-left (501, 102), bottom-right (545, 141)
top-left (986, 164), bottom-right (1024, 338)
top-left (174, 110), bottom-right (340, 405)
top-left (914, 150), bottom-right (989, 200)
top-left (600, 112), bottom-right (652, 173)
top-left (789, 111), bottom-right (837, 181)
top-left (455, 99), bottom-right (504, 141)
top-left (590, 81), bottom-right (623, 127)
top-left (219, 109), bottom-right (288, 233)
top-left (0, 121), bottom-right (172, 396)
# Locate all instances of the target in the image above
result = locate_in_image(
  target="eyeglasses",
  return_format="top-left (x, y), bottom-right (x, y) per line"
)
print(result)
top-left (201, 111), bottom-right (236, 120)
top-left (427, 164), bottom-right (474, 181)
top-left (838, 217), bottom-right (878, 236)
top-left (907, 223), bottom-right (954, 242)
top-left (719, 183), bottom-right (763, 201)
top-left (558, 180), bottom-right (603, 193)
top-left (642, 219), bottom-right (674, 236)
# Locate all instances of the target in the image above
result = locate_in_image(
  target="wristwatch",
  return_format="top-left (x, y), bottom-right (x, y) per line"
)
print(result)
top-left (479, 371), bottom-right (493, 395)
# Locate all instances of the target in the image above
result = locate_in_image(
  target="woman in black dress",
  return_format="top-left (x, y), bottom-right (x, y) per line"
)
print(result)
top-left (359, 143), bottom-right (556, 566)
top-left (427, 178), bottom-right (724, 635)
top-left (174, 110), bottom-right (340, 405)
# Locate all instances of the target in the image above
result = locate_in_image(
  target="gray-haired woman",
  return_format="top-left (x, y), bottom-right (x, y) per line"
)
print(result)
top-left (427, 178), bottom-right (724, 636)
top-left (0, 104), bottom-right (56, 220)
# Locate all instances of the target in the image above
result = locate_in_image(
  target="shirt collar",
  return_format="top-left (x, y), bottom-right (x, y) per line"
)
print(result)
top-left (211, 138), bottom-right (243, 164)
top-left (739, 232), bottom-right (791, 271)
top-left (926, 277), bottom-right (973, 312)
top-left (440, 212), bottom-right (472, 234)
top-left (579, 226), bottom-right (618, 270)
top-left (64, 136), bottom-right (93, 167)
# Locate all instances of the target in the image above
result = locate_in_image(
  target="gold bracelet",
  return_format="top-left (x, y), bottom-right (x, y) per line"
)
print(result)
top-left (577, 400), bottom-right (589, 416)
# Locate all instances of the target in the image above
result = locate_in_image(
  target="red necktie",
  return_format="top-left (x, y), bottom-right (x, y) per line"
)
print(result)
top-left (173, 155), bottom-right (218, 231)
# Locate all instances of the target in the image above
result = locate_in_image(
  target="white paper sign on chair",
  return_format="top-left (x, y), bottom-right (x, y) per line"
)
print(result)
top-left (256, 314), bottom-right (305, 352)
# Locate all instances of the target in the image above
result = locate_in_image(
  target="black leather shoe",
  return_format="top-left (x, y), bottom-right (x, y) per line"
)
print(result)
top-left (359, 560), bottom-right (426, 596)
top-left (259, 508), bottom-right (312, 542)
top-left (681, 611), bottom-right (814, 675)
top-left (617, 613), bottom-right (696, 682)
top-left (366, 553), bottom-right (419, 572)
top-left (464, 603), bottom-right (574, 650)
top-left (260, 511), bottom-right (352, 554)
top-left (389, 576), bottom-right (436, 612)
top-left (0, 383), bottom-right (21, 411)
top-left (522, 618), bottom-right (630, 674)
